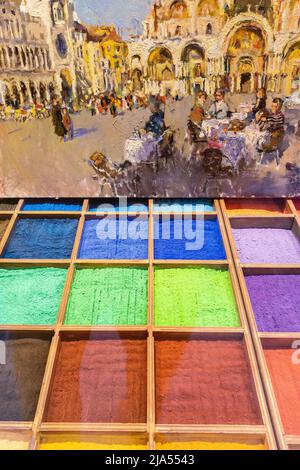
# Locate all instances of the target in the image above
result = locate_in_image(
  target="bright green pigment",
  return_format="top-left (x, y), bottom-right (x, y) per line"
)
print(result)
top-left (64, 267), bottom-right (148, 325)
top-left (0, 268), bottom-right (67, 325)
top-left (154, 267), bottom-right (240, 327)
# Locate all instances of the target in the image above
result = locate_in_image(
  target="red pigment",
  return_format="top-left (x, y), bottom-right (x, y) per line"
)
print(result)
top-left (155, 339), bottom-right (262, 425)
top-left (225, 199), bottom-right (286, 214)
top-left (45, 338), bottom-right (147, 423)
top-left (264, 348), bottom-right (300, 435)
top-left (294, 199), bottom-right (300, 213)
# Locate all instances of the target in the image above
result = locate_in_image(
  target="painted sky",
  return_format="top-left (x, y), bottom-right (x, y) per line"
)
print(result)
top-left (73, 0), bottom-right (153, 37)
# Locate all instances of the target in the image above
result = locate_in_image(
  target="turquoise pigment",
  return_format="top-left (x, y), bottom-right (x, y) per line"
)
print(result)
top-left (78, 217), bottom-right (148, 259)
top-left (154, 217), bottom-right (226, 260)
top-left (64, 267), bottom-right (148, 325)
top-left (89, 199), bottom-right (148, 212)
top-left (0, 268), bottom-right (67, 325)
top-left (2, 218), bottom-right (78, 259)
top-left (153, 199), bottom-right (214, 212)
top-left (22, 199), bottom-right (83, 212)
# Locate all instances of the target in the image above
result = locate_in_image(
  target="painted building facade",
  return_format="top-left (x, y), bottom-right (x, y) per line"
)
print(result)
top-left (127, 0), bottom-right (300, 96)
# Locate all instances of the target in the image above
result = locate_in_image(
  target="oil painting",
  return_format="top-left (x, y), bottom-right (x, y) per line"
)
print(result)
top-left (0, 0), bottom-right (300, 197)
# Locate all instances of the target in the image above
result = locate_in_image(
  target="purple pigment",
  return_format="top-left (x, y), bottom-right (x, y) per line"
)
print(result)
top-left (245, 275), bottom-right (300, 332)
top-left (232, 228), bottom-right (300, 264)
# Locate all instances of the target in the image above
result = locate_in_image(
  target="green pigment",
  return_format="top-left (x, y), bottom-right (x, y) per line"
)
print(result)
top-left (64, 267), bottom-right (148, 325)
top-left (0, 268), bottom-right (67, 325)
top-left (154, 267), bottom-right (240, 327)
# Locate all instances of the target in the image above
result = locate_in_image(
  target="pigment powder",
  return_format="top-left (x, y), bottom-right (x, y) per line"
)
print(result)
top-left (156, 440), bottom-right (265, 450)
top-left (245, 275), bottom-right (300, 332)
top-left (153, 199), bottom-right (214, 213)
top-left (0, 433), bottom-right (30, 450)
top-left (89, 199), bottom-right (148, 212)
top-left (154, 217), bottom-right (226, 260)
top-left (0, 219), bottom-right (9, 241)
top-left (45, 338), bottom-right (147, 423)
top-left (232, 228), bottom-right (300, 264)
top-left (154, 267), bottom-right (240, 327)
top-left (2, 218), bottom-right (78, 259)
top-left (155, 338), bottom-right (262, 425)
top-left (0, 199), bottom-right (17, 211)
top-left (225, 199), bottom-right (286, 215)
top-left (264, 348), bottom-right (300, 435)
top-left (0, 268), bottom-right (67, 325)
top-left (64, 267), bottom-right (148, 326)
top-left (0, 335), bottom-right (50, 421)
top-left (22, 199), bottom-right (83, 212)
top-left (78, 217), bottom-right (148, 260)
top-left (39, 434), bottom-right (147, 450)
top-left (294, 199), bottom-right (300, 213)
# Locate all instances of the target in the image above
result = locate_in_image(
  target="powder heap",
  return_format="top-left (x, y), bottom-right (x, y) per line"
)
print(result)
top-left (22, 199), bottom-right (83, 212)
top-left (246, 274), bottom-right (300, 332)
top-left (64, 268), bottom-right (148, 325)
top-left (0, 336), bottom-right (50, 421)
top-left (2, 218), bottom-right (78, 259)
top-left (153, 199), bottom-right (214, 213)
top-left (154, 267), bottom-right (240, 327)
top-left (156, 440), bottom-right (265, 450)
top-left (0, 438), bottom-right (29, 450)
top-left (0, 219), bottom-right (9, 241)
top-left (232, 228), bottom-right (300, 264)
top-left (39, 434), bottom-right (147, 450)
top-left (264, 348), bottom-right (300, 435)
top-left (0, 200), bottom-right (17, 211)
top-left (225, 199), bottom-right (285, 215)
top-left (155, 338), bottom-right (262, 425)
top-left (0, 268), bottom-right (67, 325)
top-left (45, 338), bottom-right (147, 423)
top-left (79, 218), bottom-right (148, 259)
top-left (154, 218), bottom-right (226, 260)
top-left (89, 199), bottom-right (148, 213)
top-left (294, 199), bottom-right (300, 213)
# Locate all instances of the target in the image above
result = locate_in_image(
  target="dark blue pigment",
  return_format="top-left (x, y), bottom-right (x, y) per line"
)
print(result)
top-left (153, 199), bottom-right (214, 213)
top-left (154, 217), bottom-right (226, 260)
top-left (2, 218), bottom-right (78, 259)
top-left (79, 217), bottom-right (148, 259)
top-left (22, 199), bottom-right (83, 212)
top-left (89, 198), bottom-right (148, 212)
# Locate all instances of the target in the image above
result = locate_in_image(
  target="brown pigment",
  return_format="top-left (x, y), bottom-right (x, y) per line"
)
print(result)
top-left (0, 200), bottom-right (18, 211)
top-left (155, 338), bottom-right (262, 425)
top-left (0, 219), bottom-right (9, 241)
top-left (45, 338), bottom-right (147, 423)
top-left (0, 337), bottom-right (51, 421)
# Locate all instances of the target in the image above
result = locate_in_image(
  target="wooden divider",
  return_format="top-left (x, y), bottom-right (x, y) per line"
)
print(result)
top-left (220, 198), bottom-right (300, 450)
top-left (0, 198), bottom-right (278, 450)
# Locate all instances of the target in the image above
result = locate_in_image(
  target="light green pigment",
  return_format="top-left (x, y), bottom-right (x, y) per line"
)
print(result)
top-left (0, 268), bottom-right (67, 325)
top-left (64, 267), bottom-right (148, 325)
top-left (154, 267), bottom-right (240, 327)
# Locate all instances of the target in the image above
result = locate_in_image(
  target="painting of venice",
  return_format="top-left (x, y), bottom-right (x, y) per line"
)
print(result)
top-left (0, 0), bottom-right (300, 197)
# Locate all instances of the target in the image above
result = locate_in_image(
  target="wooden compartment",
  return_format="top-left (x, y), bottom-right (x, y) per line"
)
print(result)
top-left (222, 198), bottom-right (293, 216)
top-left (36, 430), bottom-right (149, 450)
top-left (154, 431), bottom-right (269, 450)
top-left (0, 429), bottom-right (32, 450)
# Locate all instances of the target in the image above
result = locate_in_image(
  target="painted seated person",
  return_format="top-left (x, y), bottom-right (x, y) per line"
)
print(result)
top-left (144, 101), bottom-right (166, 139)
top-left (260, 98), bottom-right (285, 153)
top-left (208, 89), bottom-right (229, 120)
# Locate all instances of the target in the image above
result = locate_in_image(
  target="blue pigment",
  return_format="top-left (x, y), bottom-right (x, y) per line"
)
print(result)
top-left (22, 199), bottom-right (83, 212)
top-left (2, 218), bottom-right (78, 259)
top-left (153, 199), bottom-right (214, 213)
top-left (154, 217), bottom-right (226, 260)
top-left (89, 199), bottom-right (148, 212)
top-left (79, 217), bottom-right (148, 259)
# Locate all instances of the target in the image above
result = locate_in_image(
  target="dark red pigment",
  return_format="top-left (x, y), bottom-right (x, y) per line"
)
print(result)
top-left (45, 338), bottom-right (147, 423)
top-left (155, 338), bottom-right (262, 425)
